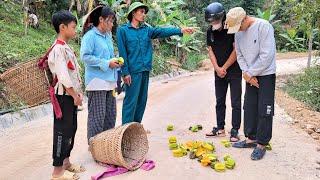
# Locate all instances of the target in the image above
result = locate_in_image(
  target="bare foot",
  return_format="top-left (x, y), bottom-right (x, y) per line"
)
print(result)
top-left (52, 166), bottom-right (64, 178)
top-left (246, 138), bottom-right (257, 144)
top-left (63, 158), bottom-right (71, 169)
top-left (230, 136), bottom-right (240, 142)
top-left (257, 144), bottom-right (266, 149)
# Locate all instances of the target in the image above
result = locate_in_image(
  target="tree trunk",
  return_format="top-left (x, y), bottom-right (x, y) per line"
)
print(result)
top-left (88, 0), bottom-right (94, 13)
top-left (307, 28), bottom-right (313, 68)
top-left (76, 0), bottom-right (82, 14)
top-left (22, 0), bottom-right (28, 35)
top-left (69, 0), bottom-right (75, 12)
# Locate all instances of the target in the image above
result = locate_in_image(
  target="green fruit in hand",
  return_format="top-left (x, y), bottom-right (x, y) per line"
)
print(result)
top-left (167, 124), bottom-right (174, 131)
top-left (117, 57), bottom-right (124, 65)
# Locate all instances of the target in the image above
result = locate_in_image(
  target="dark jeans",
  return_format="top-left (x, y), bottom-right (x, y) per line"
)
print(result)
top-left (244, 74), bottom-right (276, 145)
top-left (215, 75), bottom-right (242, 131)
top-left (52, 95), bottom-right (77, 167)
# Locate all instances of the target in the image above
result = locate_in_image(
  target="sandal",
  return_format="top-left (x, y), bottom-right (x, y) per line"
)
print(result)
top-left (66, 164), bottom-right (86, 173)
top-left (232, 140), bottom-right (257, 148)
top-left (251, 147), bottom-right (266, 160)
top-left (140, 160), bottom-right (156, 171)
top-left (229, 129), bottom-right (240, 142)
top-left (51, 170), bottom-right (79, 180)
top-left (205, 127), bottom-right (226, 137)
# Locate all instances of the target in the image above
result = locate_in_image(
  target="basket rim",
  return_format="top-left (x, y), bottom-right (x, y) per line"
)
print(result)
top-left (0, 59), bottom-right (38, 80)
top-left (115, 122), bottom-right (148, 170)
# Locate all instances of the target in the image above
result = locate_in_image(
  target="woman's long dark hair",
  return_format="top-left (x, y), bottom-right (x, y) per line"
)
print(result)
top-left (86, 6), bottom-right (117, 34)
top-left (92, 6), bottom-right (116, 27)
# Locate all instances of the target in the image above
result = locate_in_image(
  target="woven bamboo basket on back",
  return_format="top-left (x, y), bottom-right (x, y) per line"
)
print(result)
top-left (89, 122), bottom-right (149, 170)
top-left (0, 59), bottom-right (51, 107)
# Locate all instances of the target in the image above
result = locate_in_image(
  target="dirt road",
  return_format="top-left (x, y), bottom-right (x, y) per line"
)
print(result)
top-left (0, 70), bottom-right (319, 180)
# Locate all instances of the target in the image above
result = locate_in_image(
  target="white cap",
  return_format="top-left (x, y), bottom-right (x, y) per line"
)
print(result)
top-left (225, 7), bottom-right (246, 34)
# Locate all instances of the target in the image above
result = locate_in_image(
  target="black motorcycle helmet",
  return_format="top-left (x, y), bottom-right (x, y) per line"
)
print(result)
top-left (205, 2), bottom-right (225, 23)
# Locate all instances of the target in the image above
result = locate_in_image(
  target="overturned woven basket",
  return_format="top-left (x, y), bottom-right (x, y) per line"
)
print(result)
top-left (0, 59), bottom-right (51, 106)
top-left (89, 122), bottom-right (149, 170)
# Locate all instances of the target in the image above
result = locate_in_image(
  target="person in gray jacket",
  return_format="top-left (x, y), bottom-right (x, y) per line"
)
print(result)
top-left (225, 7), bottom-right (276, 160)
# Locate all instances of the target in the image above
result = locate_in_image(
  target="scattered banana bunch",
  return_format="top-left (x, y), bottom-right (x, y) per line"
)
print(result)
top-left (167, 124), bottom-right (174, 131)
top-left (169, 143), bottom-right (178, 150)
top-left (168, 136), bottom-right (177, 144)
top-left (189, 125), bottom-right (203, 132)
top-left (168, 138), bottom-right (237, 172)
top-left (172, 147), bottom-right (188, 157)
top-left (168, 136), bottom-right (188, 157)
top-left (213, 162), bottom-right (226, 172)
top-left (224, 154), bottom-right (236, 170)
top-left (221, 139), bottom-right (231, 148)
top-left (199, 153), bottom-right (218, 166)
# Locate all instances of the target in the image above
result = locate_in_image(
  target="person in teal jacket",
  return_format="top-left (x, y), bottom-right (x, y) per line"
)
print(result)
top-left (117, 2), bottom-right (194, 128)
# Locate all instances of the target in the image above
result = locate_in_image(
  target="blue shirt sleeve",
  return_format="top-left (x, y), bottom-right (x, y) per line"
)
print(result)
top-left (80, 33), bottom-right (110, 72)
top-left (117, 27), bottom-right (130, 76)
top-left (148, 26), bottom-right (183, 39)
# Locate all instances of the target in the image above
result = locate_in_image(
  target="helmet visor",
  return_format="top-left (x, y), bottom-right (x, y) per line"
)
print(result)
top-left (206, 11), bottom-right (225, 23)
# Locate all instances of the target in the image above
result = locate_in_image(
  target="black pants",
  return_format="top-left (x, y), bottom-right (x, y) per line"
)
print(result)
top-left (52, 95), bottom-right (77, 167)
top-left (244, 74), bottom-right (276, 145)
top-left (215, 76), bottom-right (242, 130)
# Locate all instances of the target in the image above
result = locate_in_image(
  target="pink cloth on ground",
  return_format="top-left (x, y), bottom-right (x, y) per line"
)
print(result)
top-left (91, 160), bottom-right (155, 180)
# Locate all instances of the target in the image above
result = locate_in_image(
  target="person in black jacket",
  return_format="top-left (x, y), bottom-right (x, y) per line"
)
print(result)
top-left (204, 2), bottom-right (242, 142)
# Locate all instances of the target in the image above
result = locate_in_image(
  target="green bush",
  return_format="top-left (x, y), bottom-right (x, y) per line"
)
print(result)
top-left (149, 43), bottom-right (172, 76)
top-left (284, 66), bottom-right (320, 111)
top-left (182, 52), bottom-right (206, 71)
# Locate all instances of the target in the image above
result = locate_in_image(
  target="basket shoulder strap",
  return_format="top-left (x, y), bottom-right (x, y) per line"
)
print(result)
top-left (46, 40), bottom-right (66, 59)
top-left (38, 39), bottom-right (66, 69)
